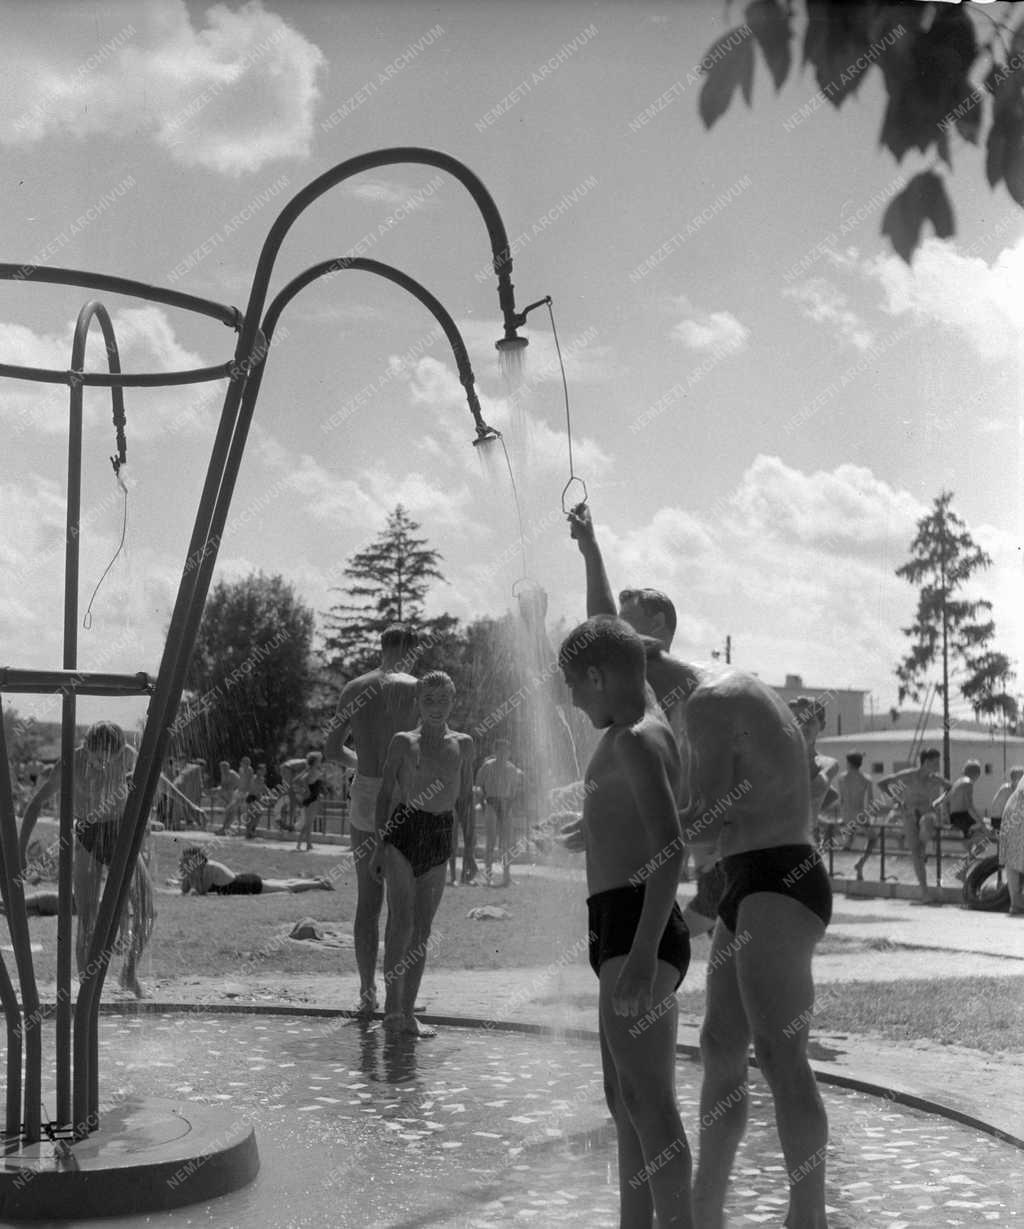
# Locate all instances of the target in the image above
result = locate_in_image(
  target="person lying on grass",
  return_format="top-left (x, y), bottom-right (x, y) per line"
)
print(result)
top-left (178, 846), bottom-right (334, 895)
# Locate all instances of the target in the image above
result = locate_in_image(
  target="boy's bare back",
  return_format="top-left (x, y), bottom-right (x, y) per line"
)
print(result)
top-left (682, 670), bottom-right (810, 856)
top-left (341, 668), bottom-right (420, 776)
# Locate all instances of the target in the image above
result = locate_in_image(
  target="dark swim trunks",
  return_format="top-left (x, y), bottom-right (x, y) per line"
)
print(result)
top-left (718, 844), bottom-right (832, 935)
top-left (211, 872), bottom-right (263, 896)
top-left (74, 819), bottom-right (119, 867)
top-left (384, 805), bottom-right (453, 878)
top-left (587, 885), bottom-right (690, 990)
top-left (949, 811), bottom-right (974, 839)
top-left (302, 779), bottom-right (323, 808)
top-left (689, 861), bottom-right (727, 921)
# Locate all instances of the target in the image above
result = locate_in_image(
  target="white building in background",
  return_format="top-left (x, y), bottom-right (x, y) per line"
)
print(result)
top-left (770, 674), bottom-right (868, 738)
top-left (816, 729), bottom-right (1024, 814)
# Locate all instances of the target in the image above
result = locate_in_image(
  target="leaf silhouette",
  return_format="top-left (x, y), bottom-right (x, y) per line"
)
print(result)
top-left (699, 29), bottom-right (755, 129)
top-left (881, 171), bottom-right (954, 263)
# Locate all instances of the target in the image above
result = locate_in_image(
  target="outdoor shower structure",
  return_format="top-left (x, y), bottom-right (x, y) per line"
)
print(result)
top-left (0, 148), bottom-right (537, 1218)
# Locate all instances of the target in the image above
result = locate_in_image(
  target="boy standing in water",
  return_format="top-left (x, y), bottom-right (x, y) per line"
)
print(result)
top-left (559, 617), bottom-right (693, 1228)
top-left (370, 671), bottom-right (474, 1037)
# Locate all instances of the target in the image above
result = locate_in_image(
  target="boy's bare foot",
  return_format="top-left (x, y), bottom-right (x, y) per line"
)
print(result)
top-left (355, 988), bottom-right (378, 1018)
top-left (384, 1012), bottom-right (435, 1038)
top-left (315, 876), bottom-right (335, 890)
top-left (118, 972), bottom-right (150, 1000)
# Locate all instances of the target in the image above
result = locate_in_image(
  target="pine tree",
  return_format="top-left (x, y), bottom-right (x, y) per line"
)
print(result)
top-left (321, 505), bottom-right (458, 679)
top-left (895, 491), bottom-right (1012, 776)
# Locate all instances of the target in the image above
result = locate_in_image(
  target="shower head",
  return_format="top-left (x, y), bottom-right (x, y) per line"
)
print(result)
top-left (472, 423), bottom-right (502, 447)
top-left (496, 294), bottom-right (552, 353)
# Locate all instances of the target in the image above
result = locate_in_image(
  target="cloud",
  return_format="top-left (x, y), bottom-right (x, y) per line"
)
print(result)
top-left (0, 307), bottom-right (211, 440)
top-left (670, 298), bottom-right (749, 353)
top-left (344, 178), bottom-right (442, 209)
top-left (402, 355), bottom-right (614, 480)
top-left (865, 234), bottom-right (1024, 362)
top-left (784, 278), bottom-right (874, 350)
top-left (579, 457), bottom-right (947, 702)
top-left (1, 1), bottom-right (325, 176)
top-left (248, 425), bottom-right (476, 534)
top-left (725, 454), bottom-right (924, 554)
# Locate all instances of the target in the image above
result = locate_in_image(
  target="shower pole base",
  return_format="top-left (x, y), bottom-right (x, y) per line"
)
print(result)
top-left (0, 1096), bottom-right (258, 1221)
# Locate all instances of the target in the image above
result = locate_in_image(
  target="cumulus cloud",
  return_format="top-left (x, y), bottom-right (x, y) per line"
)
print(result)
top-left (344, 178), bottom-right (442, 209)
top-left (784, 278), bottom-right (874, 350)
top-left (670, 297), bottom-right (749, 353)
top-left (0, 2), bottom-right (325, 176)
top-left (248, 425), bottom-right (476, 534)
top-left (865, 234), bottom-right (1024, 362)
top-left (0, 307), bottom-right (211, 440)
top-left (402, 355), bottom-right (613, 480)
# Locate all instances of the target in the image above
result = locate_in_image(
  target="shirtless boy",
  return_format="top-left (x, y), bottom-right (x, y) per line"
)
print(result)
top-left (567, 503), bottom-right (720, 936)
top-left (325, 625), bottom-right (420, 1016)
top-left (559, 616), bottom-right (692, 1228)
top-left (19, 722), bottom-right (156, 999)
top-left (683, 675), bottom-right (832, 1229)
top-left (369, 670), bottom-right (474, 1037)
top-left (940, 760), bottom-right (983, 841)
top-left (877, 750), bottom-right (949, 903)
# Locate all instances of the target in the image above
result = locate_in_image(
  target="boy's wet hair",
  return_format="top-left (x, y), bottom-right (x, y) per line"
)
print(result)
top-left (306, 750), bottom-right (323, 766)
top-left (418, 670), bottom-right (455, 695)
top-left (963, 759), bottom-right (981, 777)
top-left (558, 617), bottom-right (644, 679)
top-left (381, 624), bottom-right (420, 654)
top-left (618, 588), bottom-right (677, 637)
top-left (919, 748), bottom-right (940, 765)
top-left (788, 696), bottom-right (826, 730)
top-left (846, 752), bottom-right (863, 768)
top-left (85, 721), bottom-right (125, 753)
top-left (179, 845), bottom-right (207, 872)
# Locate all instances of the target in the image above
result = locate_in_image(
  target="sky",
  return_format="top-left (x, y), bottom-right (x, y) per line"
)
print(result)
top-left (0, 0), bottom-right (1021, 736)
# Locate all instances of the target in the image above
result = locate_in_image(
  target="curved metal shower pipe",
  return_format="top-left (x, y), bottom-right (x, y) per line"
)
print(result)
top-left (260, 256), bottom-right (498, 436)
top-left (74, 150), bottom-right (530, 1129)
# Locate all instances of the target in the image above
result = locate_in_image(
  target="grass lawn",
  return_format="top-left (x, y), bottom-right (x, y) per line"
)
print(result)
top-left (17, 825), bottom-right (1024, 1053)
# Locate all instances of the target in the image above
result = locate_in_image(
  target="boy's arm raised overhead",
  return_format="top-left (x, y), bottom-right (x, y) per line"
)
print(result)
top-left (614, 728), bottom-right (683, 1017)
top-left (567, 502), bottom-right (617, 618)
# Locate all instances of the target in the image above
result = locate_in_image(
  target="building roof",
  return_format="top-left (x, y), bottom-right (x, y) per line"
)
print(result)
top-left (819, 730), bottom-right (1024, 746)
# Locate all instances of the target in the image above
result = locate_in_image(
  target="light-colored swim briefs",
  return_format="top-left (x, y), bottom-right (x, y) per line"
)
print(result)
top-left (348, 775), bottom-right (382, 832)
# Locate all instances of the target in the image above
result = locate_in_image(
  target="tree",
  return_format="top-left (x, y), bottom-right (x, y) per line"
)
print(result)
top-left (174, 572), bottom-right (315, 768)
top-left (320, 505), bottom-right (458, 679)
top-left (698, 2), bottom-right (1024, 261)
top-left (894, 491), bottom-right (1010, 778)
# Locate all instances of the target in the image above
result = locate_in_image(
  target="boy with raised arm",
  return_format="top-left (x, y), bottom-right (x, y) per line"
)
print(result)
top-left (370, 670), bottom-right (474, 1038)
top-left (567, 502), bottom-right (722, 936)
top-left (559, 617), bottom-right (693, 1228)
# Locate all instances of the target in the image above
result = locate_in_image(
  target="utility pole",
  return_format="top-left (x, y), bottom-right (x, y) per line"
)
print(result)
top-left (711, 635), bottom-right (732, 665)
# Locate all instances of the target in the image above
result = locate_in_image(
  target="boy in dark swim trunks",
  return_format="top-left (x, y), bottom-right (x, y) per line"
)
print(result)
top-left (370, 671), bottom-right (474, 1038)
top-left (558, 617), bottom-right (693, 1229)
top-left (683, 674), bottom-right (831, 1229)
